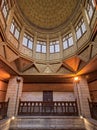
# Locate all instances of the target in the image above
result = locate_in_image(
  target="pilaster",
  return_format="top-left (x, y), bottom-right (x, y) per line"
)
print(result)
top-left (33, 32), bottom-right (37, 59)
top-left (46, 35), bottom-right (50, 61)
top-left (59, 32), bottom-right (63, 59)
top-left (74, 76), bottom-right (91, 118)
top-left (6, 76), bottom-right (23, 117)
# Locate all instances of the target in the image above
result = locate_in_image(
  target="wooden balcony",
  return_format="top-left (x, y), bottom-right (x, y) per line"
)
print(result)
top-left (88, 100), bottom-right (97, 120)
top-left (18, 100), bottom-right (78, 116)
top-left (0, 100), bottom-right (9, 120)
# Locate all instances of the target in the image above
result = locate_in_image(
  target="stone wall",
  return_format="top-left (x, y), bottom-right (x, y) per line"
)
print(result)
top-left (21, 92), bottom-right (43, 101)
top-left (21, 92), bottom-right (75, 101)
top-left (53, 92), bottom-right (75, 101)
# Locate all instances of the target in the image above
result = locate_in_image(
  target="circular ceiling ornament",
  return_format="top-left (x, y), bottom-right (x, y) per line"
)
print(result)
top-left (16, 0), bottom-right (79, 30)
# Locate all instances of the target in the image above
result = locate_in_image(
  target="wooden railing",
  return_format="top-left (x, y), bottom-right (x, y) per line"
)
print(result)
top-left (0, 100), bottom-right (9, 120)
top-left (88, 100), bottom-right (97, 120)
top-left (18, 100), bottom-right (78, 116)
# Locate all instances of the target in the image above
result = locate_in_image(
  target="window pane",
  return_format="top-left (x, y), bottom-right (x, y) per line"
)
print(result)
top-left (68, 37), bottom-right (73, 46)
top-left (76, 28), bottom-right (81, 39)
top-left (42, 45), bottom-right (46, 53)
top-left (36, 44), bottom-right (41, 52)
top-left (22, 37), bottom-right (27, 46)
top-left (10, 23), bottom-right (15, 34)
top-left (89, 6), bottom-right (93, 19)
top-left (28, 40), bottom-right (33, 49)
top-left (1, 0), bottom-right (9, 19)
top-left (63, 40), bottom-right (68, 49)
top-left (81, 23), bottom-right (86, 34)
top-left (50, 45), bottom-right (54, 53)
top-left (56, 41), bottom-right (59, 44)
top-left (55, 44), bottom-right (60, 52)
top-left (2, 6), bottom-right (7, 18)
top-left (14, 29), bottom-right (20, 40)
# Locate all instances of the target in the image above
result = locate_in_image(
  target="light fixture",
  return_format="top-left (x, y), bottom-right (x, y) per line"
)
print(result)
top-left (11, 116), bottom-right (15, 120)
top-left (16, 77), bottom-right (21, 83)
top-left (74, 76), bottom-right (79, 81)
top-left (80, 115), bottom-right (83, 119)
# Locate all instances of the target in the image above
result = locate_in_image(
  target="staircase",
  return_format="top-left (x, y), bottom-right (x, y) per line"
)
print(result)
top-left (9, 116), bottom-right (86, 130)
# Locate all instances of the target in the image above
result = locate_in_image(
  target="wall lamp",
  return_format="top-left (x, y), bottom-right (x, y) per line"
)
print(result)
top-left (74, 76), bottom-right (79, 81)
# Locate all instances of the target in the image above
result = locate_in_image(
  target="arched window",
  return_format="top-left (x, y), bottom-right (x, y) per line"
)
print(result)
top-left (22, 33), bottom-right (33, 49)
top-left (75, 18), bottom-right (86, 40)
top-left (10, 19), bottom-right (20, 40)
top-left (63, 33), bottom-right (73, 49)
top-left (36, 41), bottom-right (46, 53)
top-left (86, 0), bottom-right (95, 22)
top-left (1, 0), bottom-right (9, 19)
top-left (50, 40), bottom-right (60, 53)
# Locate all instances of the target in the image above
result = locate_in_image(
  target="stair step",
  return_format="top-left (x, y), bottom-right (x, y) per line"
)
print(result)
top-left (9, 116), bottom-right (86, 130)
top-left (9, 128), bottom-right (86, 130)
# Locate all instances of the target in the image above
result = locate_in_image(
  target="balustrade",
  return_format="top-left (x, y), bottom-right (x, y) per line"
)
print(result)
top-left (18, 100), bottom-right (78, 116)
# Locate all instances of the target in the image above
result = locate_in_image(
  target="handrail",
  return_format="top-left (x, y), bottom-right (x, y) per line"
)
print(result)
top-left (18, 100), bottom-right (78, 116)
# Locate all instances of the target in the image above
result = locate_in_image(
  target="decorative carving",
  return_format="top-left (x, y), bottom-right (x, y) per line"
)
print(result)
top-left (16, 0), bottom-right (79, 29)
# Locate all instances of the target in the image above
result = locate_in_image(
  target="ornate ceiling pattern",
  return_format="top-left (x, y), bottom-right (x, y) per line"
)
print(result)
top-left (16, 0), bottom-right (79, 29)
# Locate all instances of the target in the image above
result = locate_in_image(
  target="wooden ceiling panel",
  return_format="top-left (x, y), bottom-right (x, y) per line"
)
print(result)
top-left (15, 57), bottom-right (33, 72)
top-left (5, 46), bottom-right (19, 62)
top-left (64, 56), bottom-right (80, 72)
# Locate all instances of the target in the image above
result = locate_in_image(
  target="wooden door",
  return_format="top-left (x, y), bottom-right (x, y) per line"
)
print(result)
top-left (43, 91), bottom-right (53, 102)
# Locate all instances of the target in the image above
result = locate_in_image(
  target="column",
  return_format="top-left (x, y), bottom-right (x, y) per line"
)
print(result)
top-left (70, 23), bottom-right (78, 51)
top-left (6, 76), bottom-right (23, 117)
top-left (74, 76), bottom-right (91, 118)
top-left (74, 80), bottom-right (80, 116)
top-left (18, 26), bottom-right (25, 50)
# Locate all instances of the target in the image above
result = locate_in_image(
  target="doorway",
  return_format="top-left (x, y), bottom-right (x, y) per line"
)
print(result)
top-left (43, 91), bottom-right (53, 102)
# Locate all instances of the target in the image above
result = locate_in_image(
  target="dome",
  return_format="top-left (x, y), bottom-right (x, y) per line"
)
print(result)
top-left (16, 0), bottom-right (79, 30)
